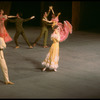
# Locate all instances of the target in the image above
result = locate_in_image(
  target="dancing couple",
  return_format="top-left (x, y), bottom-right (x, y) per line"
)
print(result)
top-left (0, 9), bottom-right (35, 49)
top-left (41, 6), bottom-right (73, 72)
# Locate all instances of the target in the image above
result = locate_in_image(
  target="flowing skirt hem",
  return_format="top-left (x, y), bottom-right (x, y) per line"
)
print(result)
top-left (42, 61), bottom-right (59, 69)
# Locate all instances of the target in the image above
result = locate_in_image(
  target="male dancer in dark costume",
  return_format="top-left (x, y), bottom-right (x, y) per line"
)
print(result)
top-left (8, 13), bottom-right (35, 49)
top-left (33, 6), bottom-right (53, 48)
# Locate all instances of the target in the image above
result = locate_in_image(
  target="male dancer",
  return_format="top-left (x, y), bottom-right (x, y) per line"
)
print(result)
top-left (0, 37), bottom-right (14, 85)
top-left (8, 13), bottom-right (35, 49)
top-left (33, 6), bottom-right (53, 48)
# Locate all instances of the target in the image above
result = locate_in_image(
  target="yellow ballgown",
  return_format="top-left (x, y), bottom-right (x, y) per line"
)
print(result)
top-left (42, 27), bottom-right (60, 70)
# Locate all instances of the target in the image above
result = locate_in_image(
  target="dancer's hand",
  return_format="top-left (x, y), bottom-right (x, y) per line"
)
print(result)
top-left (30, 16), bottom-right (35, 19)
top-left (58, 12), bottom-right (61, 16)
top-left (49, 6), bottom-right (53, 10)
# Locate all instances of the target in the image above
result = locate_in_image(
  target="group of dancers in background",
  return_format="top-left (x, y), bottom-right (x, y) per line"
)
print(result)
top-left (0, 6), bottom-right (72, 84)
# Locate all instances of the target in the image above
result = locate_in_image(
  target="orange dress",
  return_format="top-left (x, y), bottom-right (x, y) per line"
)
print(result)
top-left (0, 15), bottom-right (12, 43)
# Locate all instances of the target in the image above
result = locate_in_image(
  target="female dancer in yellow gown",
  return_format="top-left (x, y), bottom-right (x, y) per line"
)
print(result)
top-left (42, 25), bottom-right (60, 72)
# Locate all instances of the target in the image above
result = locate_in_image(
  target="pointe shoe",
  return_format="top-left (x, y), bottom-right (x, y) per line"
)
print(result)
top-left (29, 46), bottom-right (33, 49)
top-left (15, 46), bottom-right (19, 49)
top-left (42, 68), bottom-right (46, 71)
top-left (43, 46), bottom-right (48, 48)
top-left (33, 43), bottom-right (36, 47)
top-left (54, 69), bottom-right (57, 72)
top-left (5, 81), bottom-right (14, 85)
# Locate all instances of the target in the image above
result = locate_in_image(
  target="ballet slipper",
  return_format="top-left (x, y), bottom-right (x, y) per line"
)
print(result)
top-left (54, 69), bottom-right (57, 72)
top-left (15, 46), bottom-right (19, 49)
top-left (43, 46), bottom-right (48, 48)
top-left (42, 67), bottom-right (46, 71)
top-left (29, 46), bottom-right (33, 48)
top-left (5, 81), bottom-right (14, 85)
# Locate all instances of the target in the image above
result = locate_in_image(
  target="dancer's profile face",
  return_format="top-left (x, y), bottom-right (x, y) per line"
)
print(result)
top-left (44, 12), bottom-right (47, 17)
top-left (16, 13), bottom-right (19, 17)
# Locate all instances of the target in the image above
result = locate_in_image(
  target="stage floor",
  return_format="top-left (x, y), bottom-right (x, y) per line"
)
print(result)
top-left (0, 26), bottom-right (100, 99)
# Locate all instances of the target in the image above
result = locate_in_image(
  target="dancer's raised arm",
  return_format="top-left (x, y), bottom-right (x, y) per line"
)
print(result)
top-left (50, 6), bottom-right (55, 14)
top-left (57, 12), bottom-right (61, 17)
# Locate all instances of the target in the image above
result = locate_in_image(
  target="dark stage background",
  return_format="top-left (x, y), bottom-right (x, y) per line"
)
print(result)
top-left (0, 1), bottom-right (100, 31)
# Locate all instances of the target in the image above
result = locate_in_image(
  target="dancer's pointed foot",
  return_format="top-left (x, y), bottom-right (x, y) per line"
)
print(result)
top-left (43, 46), bottom-right (48, 48)
top-left (42, 67), bottom-right (46, 71)
top-left (54, 69), bottom-right (57, 72)
top-left (15, 46), bottom-right (19, 49)
top-left (29, 46), bottom-right (33, 49)
top-left (5, 81), bottom-right (14, 85)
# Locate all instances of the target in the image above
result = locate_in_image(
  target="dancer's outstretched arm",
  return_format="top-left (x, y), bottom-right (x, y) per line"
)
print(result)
top-left (23, 16), bottom-right (35, 22)
top-left (43, 18), bottom-right (52, 23)
top-left (30, 16), bottom-right (35, 19)
top-left (8, 15), bottom-right (16, 18)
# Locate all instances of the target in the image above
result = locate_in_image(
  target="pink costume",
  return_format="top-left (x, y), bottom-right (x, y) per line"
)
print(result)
top-left (0, 15), bottom-right (12, 43)
top-left (51, 16), bottom-right (72, 42)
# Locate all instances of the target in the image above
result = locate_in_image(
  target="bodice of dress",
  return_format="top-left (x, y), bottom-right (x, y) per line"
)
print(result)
top-left (51, 28), bottom-right (60, 43)
top-left (51, 16), bottom-right (59, 23)
top-left (0, 15), bottom-right (12, 43)
top-left (0, 15), bottom-right (7, 27)
top-left (0, 15), bottom-right (7, 21)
